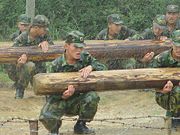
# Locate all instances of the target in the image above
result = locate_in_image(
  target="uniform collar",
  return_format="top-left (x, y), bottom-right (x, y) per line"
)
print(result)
top-left (61, 53), bottom-right (83, 66)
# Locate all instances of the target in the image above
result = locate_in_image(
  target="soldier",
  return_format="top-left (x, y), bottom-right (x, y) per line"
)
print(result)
top-left (10, 14), bottom-right (31, 41)
top-left (165, 5), bottom-right (180, 34)
top-left (131, 15), bottom-right (169, 41)
top-left (149, 30), bottom-right (180, 128)
top-left (96, 14), bottom-right (137, 40)
top-left (96, 14), bottom-right (137, 69)
top-left (5, 15), bottom-right (54, 99)
top-left (39, 31), bottom-right (107, 135)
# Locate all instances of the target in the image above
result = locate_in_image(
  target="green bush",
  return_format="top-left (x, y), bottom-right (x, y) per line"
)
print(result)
top-left (0, 0), bottom-right (179, 40)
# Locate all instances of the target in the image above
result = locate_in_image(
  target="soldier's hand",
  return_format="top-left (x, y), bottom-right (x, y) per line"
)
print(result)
top-left (161, 81), bottom-right (173, 94)
top-left (38, 41), bottom-right (49, 53)
top-left (17, 54), bottom-right (27, 65)
top-left (62, 85), bottom-right (75, 99)
top-left (141, 52), bottom-right (155, 63)
top-left (79, 65), bottom-right (93, 79)
top-left (160, 36), bottom-right (168, 41)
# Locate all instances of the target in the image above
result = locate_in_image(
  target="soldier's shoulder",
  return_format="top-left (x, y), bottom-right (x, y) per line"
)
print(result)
top-left (52, 56), bottom-right (64, 66)
top-left (154, 50), bottom-right (170, 61)
top-left (15, 31), bottom-right (28, 41)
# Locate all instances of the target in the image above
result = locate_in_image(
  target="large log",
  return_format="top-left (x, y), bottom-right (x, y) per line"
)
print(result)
top-left (0, 40), bottom-right (171, 63)
top-left (33, 68), bottom-right (180, 95)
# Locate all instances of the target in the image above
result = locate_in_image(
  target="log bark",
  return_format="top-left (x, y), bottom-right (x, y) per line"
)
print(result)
top-left (0, 40), bottom-right (171, 63)
top-left (33, 68), bottom-right (180, 95)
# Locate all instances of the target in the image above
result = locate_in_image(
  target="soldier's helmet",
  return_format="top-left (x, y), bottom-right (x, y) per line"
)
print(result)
top-left (172, 30), bottom-right (180, 46)
top-left (18, 14), bottom-right (31, 25)
top-left (107, 14), bottom-right (123, 25)
top-left (166, 5), bottom-right (179, 13)
top-left (65, 30), bottom-right (85, 48)
top-left (32, 15), bottom-right (49, 27)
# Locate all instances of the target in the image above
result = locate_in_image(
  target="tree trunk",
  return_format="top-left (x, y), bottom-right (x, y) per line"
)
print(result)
top-left (26, 0), bottom-right (35, 22)
top-left (0, 40), bottom-right (171, 64)
top-left (33, 68), bottom-right (180, 95)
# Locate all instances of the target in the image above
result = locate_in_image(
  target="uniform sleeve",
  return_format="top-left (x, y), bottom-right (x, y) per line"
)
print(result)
top-left (85, 52), bottom-right (107, 71)
top-left (12, 35), bottom-right (24, 47)
top-left (42, 34), bottom-right (54, 45)
top-left (45, 58), bottom-right (60, 73)
top-left (148, 53), bottom-right (165, 68)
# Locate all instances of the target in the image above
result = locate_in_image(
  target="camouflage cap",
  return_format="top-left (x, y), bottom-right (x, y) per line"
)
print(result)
top-left (172, 30), bottom-right (180, 46)
top-left (32, 15), bottom-right (49, 27)
top-left (166, 5), bottom-right (179, 13)
top-left (65, 30), bottom-right (85, 48)
top-left (153, 15), bottom-right (166, 29)
top-left (18, 14), bottom-right (31, 24)
top-left (107, 14), bottom-right (123, 25)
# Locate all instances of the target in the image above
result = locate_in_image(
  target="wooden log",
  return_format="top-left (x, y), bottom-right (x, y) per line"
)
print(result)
top-left (0, 40), bottom-right (171, 63)
top-left (33, 68), bottom-right (180, 95)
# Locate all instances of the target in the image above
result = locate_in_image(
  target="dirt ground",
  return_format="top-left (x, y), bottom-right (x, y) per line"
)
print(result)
top-left (0, 85), bottom-right (179, 135)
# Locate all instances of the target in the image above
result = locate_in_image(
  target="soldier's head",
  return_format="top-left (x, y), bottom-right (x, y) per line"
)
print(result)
top-left (17, 14), bottom-right (31, 32)
top-left (31, 15), bottom-right (49, 36)
top-left (172, 30), bottom-right (180, 58)
top-left (165, 5), bottom-right (179, 25)
top-left (152, 15), bottom-right (167, 36)
top-left (107, 14), bottom-right (123, 34)
top-left (65, 30), bottom-right (85, 60)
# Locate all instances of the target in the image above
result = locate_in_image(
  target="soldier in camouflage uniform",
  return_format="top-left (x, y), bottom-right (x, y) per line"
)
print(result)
top-left (96, 14), bottom-right (137, 40)
top-left (149, 30), bottom-right (180, 128)
top-left (131, 15), bottom-right (169, 40)
top-left (39, 31), bottom-right (107, 135)
top-left (10, 14), bottom-right (31, 41)
top-left (5, 15), bottom-right (54, 99)
top-left (96, 14), bottom-right (137, 69)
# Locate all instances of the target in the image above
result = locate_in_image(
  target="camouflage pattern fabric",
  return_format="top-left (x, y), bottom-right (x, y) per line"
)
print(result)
top-left (39, 51), bottom-right (107, 132)
top-left (96, 26), bottom-right (137, 40)
top-left (10, 30), bottom-right (22, 41)
top-left (149, 49), bottom-right (180, 116)
top-left (5, 31), bottom-right (54, 90)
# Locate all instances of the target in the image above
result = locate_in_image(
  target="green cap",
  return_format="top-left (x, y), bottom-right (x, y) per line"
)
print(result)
top-left (172, 30), bottom-right (180, 46)
top-left (18, 14), bottom-right (31, 24)
top-left (166, 5), bottom-right (179, 13)
top-left (65, 30), bottom-right (85, 48)
top-left (153, 15), bottom-right (166, 29)
top-left (32, 15), bottom-right (49, 27)
top-left (107, 14), bottom-right (123, 25)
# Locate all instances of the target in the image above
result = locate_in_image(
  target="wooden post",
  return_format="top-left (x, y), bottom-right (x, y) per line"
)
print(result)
top-left (29, 120), bottom-right (38, 135)
top-left (0, 40), bottom-right (171, 63)
top-left (26, 0), bottom-right (35, 21)
top-left (33, 68), bottom-right (180, 95)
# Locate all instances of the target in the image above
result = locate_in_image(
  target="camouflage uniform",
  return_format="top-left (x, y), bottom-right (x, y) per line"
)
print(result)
top-left (149, 30), bottom-right (180, 127)
top-left (39, 31), bottom-right (107, 134)
top-left (5, 15), bottom-right (54, 99)
top-left (96, 14), bottom-right (137, 69)
top-left (10, 14), bottom-right (31, 41)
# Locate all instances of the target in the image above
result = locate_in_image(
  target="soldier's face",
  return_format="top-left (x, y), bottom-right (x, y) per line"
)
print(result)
top-left (108, 23), bottom-right (121, 34)
top-left (37, 26), bottom-right (47, 36)
top-left (173, 45), bottom-right (180, 58)
top-left (166, 12), bottom-right (179, 24)
top-left (18, 23), bottom-right (29, 32)
top-left (153, 26), bottom-right (163, 36)
top-left (65, 43), bottom-right (84, 60)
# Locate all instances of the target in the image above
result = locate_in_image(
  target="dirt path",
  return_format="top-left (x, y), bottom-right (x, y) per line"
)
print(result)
top-left (1, 87), bottom-right (179, 135)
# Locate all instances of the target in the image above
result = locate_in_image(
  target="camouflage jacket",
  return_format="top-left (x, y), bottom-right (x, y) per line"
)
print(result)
top-left (130, 28), bottom-right (170, 40)
top-left (12, 31), bottom-right (54, 73)
top-left (10, 30), bottom-right (22, 41)
top-left (47, 51), bottom-right (107, 73)
top-left (96, 26), bottom-right (137, 40)
top-left (46, 51), bottom-right (107, 98)
top-left (13, 31), bottom-right (54, 47)
top-left (149, 49), bottom-right (180, 113)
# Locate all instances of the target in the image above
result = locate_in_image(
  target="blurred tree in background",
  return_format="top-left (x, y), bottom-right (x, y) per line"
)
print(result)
top-left (0, 0), bottom-right (179, 40)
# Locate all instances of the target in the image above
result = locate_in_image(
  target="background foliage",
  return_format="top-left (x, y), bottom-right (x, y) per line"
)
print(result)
top-left (0, 0), bottom-right (179, 40)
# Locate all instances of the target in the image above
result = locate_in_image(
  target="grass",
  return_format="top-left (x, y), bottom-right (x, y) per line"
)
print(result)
top-left (0, 71), bottom-right (12, 83)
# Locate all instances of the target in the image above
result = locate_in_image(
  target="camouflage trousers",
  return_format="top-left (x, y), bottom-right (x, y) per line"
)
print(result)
top-left (156, 86), bottom-right (180, 117)
top-left (4, 62), bottom-right (36, 89)
top-left (107, 58), bottom-right (137, 70)
top-left (4, 61), bottom-right (47, 90)
top-left (39, 91), bottom-right (100, 132)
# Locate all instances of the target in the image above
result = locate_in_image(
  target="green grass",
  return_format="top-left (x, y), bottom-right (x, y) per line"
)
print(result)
top-left (0, 71), bottom-right (12, 83)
